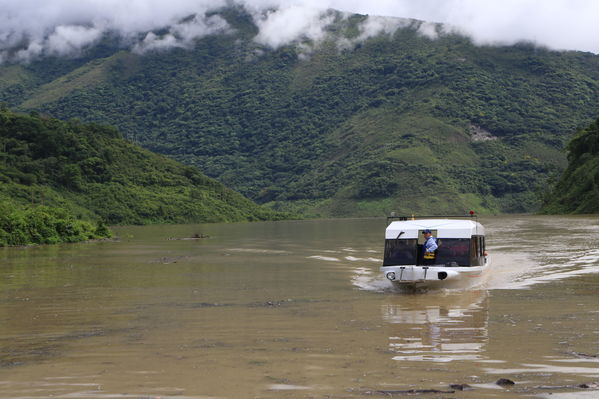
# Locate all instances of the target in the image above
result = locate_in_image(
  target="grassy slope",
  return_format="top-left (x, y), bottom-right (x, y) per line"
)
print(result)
top-left (2, 9), bottom-right (599, 217)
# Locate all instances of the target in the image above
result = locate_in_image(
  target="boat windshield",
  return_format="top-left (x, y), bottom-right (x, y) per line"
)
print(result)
top-left (383, 239), bottom-right (417, 266)
top-left (383, 238), bottom-right (472, 266)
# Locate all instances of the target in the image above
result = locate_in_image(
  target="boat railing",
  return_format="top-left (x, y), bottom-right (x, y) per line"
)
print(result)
top-left (386, 213), bottom-right (478, 225)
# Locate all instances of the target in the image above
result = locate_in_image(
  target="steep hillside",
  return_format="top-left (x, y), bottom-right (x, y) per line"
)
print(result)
top-left (2, 7), bottom-right (599, 216)
top-left (0, 108), bottom-right (285, 225)
top-left (541, 117), bottom-right (599, 214)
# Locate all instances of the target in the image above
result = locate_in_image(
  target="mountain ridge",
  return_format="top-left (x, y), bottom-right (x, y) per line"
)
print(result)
top-left (2, 7), bottom-right (599, 216)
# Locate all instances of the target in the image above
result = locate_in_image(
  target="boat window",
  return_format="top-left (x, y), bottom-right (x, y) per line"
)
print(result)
top-left (383, 239), bottom-right (417, 266)
top-left (384, 238), bottom-right (473, 266)
top-left (469, 235), bottom-right (485, 266)
top-left (436, 239), bottom-right (471, 266)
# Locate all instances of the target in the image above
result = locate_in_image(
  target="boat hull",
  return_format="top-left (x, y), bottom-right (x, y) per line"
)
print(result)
top-left (381, 259), bottom-right (490, 291)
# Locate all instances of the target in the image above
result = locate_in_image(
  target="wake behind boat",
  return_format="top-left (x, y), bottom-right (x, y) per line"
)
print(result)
top-left (380, 213), bottom-right (490, 290)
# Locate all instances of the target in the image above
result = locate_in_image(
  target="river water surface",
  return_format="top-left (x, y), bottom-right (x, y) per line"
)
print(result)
top-left (2, 215), bottom-right (599, 398)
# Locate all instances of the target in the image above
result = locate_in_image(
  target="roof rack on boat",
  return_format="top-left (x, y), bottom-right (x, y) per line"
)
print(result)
top-left (386, 212), bottom-right (477, 224)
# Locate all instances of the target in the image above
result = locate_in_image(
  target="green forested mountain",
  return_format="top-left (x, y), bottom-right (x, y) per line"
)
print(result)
top-left (542, 117), bottom-right (599, 214)
top-left (2, 7), bottom-right (599, 216)
top-left (0, 108), bottom-right (284, 229)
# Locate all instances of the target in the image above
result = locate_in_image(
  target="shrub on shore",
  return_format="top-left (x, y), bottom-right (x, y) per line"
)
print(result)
top-left (0, 202), bottom-right (111, 247)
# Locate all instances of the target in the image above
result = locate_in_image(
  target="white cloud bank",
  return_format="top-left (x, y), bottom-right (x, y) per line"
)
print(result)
top-left (132, 14), bottom-right (230, 53)
top-left (252, 6), bottom-right (335, 49)
top-left (1, 0), bottom-right (598, 63)
top-left (0, 0), bottom-right (230, 62)
top-left (390, 0), bottom-right (599, 53)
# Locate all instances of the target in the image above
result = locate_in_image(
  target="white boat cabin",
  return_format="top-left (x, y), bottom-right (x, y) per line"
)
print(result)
top-left (383, 218), bottom-right (486, 267)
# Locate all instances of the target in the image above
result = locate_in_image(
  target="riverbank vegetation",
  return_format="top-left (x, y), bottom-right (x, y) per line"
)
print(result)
top-left (0, 202), bottom-right (110, 246)
top-left (0, 109), bottom-right (286, 245)
top-left (542, 117), bottom-right (599, 214)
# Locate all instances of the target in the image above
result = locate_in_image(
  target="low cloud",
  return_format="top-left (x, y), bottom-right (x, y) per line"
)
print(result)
top-left (0, 0), bottom-right (229, 62)
top-left (252, 6), bottom-right (335, 50)
top-left (132, 14), bottom-right (230, 53)
top-left (331, 0), bottom-right (599, 53)
top-left (12, 25), bottom-right (105, 62)
top-left (0, 0), bottom-right (598, 64)
top-left (356, 16), bottom-right (410, 40)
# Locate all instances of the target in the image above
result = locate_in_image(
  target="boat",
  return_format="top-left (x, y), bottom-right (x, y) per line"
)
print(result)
top-left (380, 214), bottom-right (490, 290)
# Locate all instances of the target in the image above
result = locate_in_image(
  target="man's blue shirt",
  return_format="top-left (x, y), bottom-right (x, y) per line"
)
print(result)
top-left (424, 236), bottom-right (438, 253)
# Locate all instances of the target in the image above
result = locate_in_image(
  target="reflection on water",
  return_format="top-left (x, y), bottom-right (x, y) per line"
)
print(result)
top-left (1, 216), bottom-right (599, 398)
top-left (383, 291), bottom-right (488, 363)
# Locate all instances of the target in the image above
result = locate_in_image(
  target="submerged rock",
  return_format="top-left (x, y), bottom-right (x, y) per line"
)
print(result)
top-left (449, 383), bottom-right (473, 391)
top-left (496, 378), bottom-right (515, 387)
top-left (167, 233), bottom-right (209, 240)
top-left (578, 382), bottom-right (599, 389)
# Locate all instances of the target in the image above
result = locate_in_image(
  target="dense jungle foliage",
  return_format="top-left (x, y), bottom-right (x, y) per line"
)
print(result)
top-left (0, 109), bottom-right (285, 243)
top-left (0, 201), bottom-right (110, 246)
top-left (541, 117), bottom-right (599, 214)
top-left (2, 6), bottom-right (599, 216)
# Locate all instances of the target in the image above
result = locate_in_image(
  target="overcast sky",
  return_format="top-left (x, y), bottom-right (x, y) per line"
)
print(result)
top-left (1, 0), bottom-right (598, 63)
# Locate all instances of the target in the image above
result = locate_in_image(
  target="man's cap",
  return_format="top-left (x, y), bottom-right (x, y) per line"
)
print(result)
top-left (422, 229), bottom-right (432, 234)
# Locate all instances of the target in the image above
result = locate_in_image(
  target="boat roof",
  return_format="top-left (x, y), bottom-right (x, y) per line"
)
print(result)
top-left (385, 218), bottom-right (485, 239)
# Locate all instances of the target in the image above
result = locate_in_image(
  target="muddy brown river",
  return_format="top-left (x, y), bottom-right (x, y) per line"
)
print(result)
top-left (1, 215), bottom-right (599, 398)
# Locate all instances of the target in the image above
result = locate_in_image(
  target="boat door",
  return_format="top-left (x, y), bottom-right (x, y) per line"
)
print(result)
top-left (417, 229), bottom-right (438, 266)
